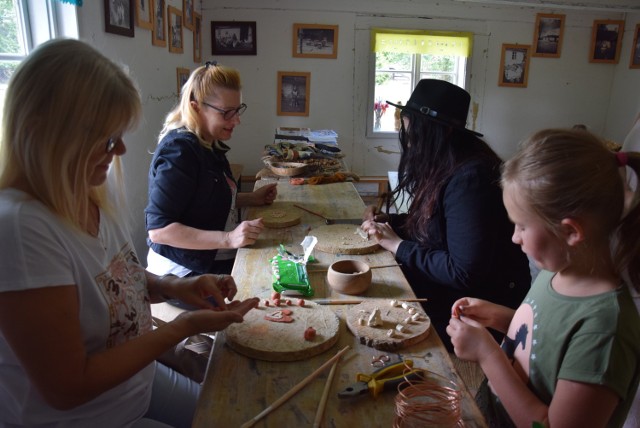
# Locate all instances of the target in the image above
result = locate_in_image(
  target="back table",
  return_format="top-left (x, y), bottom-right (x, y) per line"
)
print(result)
top-left (193, 180), bottom-right (487, 427)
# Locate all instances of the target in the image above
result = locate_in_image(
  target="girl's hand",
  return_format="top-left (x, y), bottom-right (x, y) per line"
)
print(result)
top-left (161, 274), bottom-right (239, 310)
top-left (451, 297), bottom-right (515, 333)
top-left (175, 297), bottom-right (260, 334)
top-left (446, 316), bottom-right (500, 363)
top-left (227, 219), bottom-right (264, 248)
top-left (252, 183), bottom-right (277, 205)
top-left (361, 220), bottom-right (402, 254)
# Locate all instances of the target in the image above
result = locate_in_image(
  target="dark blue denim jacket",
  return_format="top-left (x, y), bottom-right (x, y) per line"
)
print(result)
top-left (145, 128), bottom-right (234, 274)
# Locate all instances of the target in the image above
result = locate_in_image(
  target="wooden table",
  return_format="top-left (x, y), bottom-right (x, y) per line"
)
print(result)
top-left (193, 181), bottom-right (487, 428)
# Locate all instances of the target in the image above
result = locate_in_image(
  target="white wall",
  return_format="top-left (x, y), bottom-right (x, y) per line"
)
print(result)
top-left (74, 0), bottom-right (640, 258)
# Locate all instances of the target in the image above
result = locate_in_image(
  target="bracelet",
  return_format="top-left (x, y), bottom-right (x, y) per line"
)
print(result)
top-left (159, 273), bottom-right (177, 301)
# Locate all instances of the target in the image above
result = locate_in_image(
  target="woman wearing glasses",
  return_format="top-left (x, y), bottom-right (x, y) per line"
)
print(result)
top-left (146, 62), bottom-right (277, 278)
top-left (0, 39), bottom-right (259, 428)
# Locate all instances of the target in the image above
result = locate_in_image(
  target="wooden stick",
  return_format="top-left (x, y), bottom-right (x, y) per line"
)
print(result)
top-left (312, 354), bottom-right (342, 428)
top-left (293, 204), bottom-right (328, 221)
top-left (314, 298), bottom-right (428, 305)
top-left (307, 263), bottom-right (400, 273)
top-left (375, 192), bottom-right (387, 214)
top-left (241, 345), bottom-right (350, 428)
top-left (368, 263), bottom-right (401, 270)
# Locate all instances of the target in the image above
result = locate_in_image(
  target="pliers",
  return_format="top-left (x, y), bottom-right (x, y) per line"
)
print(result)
top-left (337, 359), bottom-right (423, 399)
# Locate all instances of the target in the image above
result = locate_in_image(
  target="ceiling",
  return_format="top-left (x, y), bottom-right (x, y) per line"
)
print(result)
top-left (452, 0), bottom-right (640, 12)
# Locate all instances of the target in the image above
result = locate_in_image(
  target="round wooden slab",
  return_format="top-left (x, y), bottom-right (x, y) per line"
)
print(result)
top-left (311, 224), bottom-right (380, 255)
top-left (225, 300), bottom-right (340, 361)
top-left (345, 299), bottom-right (431, 352)
top-left (252, 205), bottom-right (301, 228)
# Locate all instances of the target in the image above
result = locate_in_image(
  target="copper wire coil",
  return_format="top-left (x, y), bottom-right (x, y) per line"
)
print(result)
top-left (393, 364), bottom-right (463, 428)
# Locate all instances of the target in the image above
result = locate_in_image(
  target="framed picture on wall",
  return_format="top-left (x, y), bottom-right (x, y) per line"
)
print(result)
top-left (589, 20), bottom-right (624, 64)
top-left (182, 0), bottom-right (194, 31)
top-left (193, 12), bottom-right (202, 63)
top-left (630, 24), bottom-right (640, 69)
top-left (104, 0), bottom-right (135, 37)
top-left (167, 6), bottom-right (183, 54)
top-left (292, 23), bottom-right (339, 59)
top-left (151, 0), bottom-right (166, 47)
top-left (277, 71), bottom-right (310, 116)
top-left (135, 0), bottom-right (153, 30)
top-left (177, 67), bottom-right (190, 94)
top-left (532, 13), bottom-right (565, 58)
top-left (211, 21), bottom-right (257, 55)
top-left (498, 44), bottom-right (531, 88)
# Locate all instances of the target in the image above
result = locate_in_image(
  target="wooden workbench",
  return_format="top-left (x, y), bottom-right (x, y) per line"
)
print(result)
top-left (193, 181), bottom-right (487, 427)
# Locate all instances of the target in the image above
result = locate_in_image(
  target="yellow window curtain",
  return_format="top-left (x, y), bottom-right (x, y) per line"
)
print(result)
top-left (372, 29), bottom-right (473, 57)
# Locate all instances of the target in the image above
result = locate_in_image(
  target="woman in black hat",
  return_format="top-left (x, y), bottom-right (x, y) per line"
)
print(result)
top-left (362, 79), bottom-right (531, 351)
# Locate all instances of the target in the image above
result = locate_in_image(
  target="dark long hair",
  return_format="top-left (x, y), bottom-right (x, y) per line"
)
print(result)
top-left (392, 110), bottom-right (501, 244)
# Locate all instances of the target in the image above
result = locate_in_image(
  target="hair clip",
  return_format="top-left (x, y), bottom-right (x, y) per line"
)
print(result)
top-left (205, 60), bottom-right (218, 68)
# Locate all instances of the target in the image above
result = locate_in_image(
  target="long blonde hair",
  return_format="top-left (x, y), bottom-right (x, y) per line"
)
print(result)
top-left (502, 128), bottom-right (640, 288)
top-left (159, 62), bottom-right (241, 143)
top-left (0, 38), bottom-right (141, 229)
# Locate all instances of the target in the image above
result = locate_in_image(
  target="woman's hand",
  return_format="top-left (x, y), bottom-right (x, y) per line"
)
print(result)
top-left (361, 219), bottom-right (402, 254)
top-left (252, 183), bottom-right (278, 205)
top-left (160, 274), bottom-right (239, 310)
top-left (450, 297), bottom-right (515, 333)
top-left (363, 205), bottom-right (390, 223)
top-left (446, 316), bottom-right (501, 364)
top-left (226, 218), bottom-right (264, 248)
top-left (175, 297), bottom-right (260, 334)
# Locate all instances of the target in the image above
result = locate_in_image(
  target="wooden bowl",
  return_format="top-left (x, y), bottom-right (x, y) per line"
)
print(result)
top-left (268, 162), bottom-right (308, 177)
top-left (327, 259), bottom-right (372, 295)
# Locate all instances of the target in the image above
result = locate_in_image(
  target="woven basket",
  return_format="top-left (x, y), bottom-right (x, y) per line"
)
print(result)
top-left (268, 162), bottom-right (308, 177)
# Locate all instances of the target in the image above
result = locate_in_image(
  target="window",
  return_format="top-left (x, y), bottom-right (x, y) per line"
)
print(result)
top-left (0, 0), bottom-right (77, 118)
top-left (369, 29), bottom-right (472, 135)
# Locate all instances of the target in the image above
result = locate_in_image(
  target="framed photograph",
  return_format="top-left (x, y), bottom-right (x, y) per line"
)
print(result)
top-left (151, 0), bottom-right (166, 47)
top-left (177, 67), bottom-right (190, 94)
top-left (135, 0), bottom-right (153, 30)
top-left (211, 21), bottom-right (257, 55)
top-left (104, 0), bottom-right (134, 37)
top-left (193, 12), bottom-right (202, 63)
top-left (292, 23), bottom-right (338, 59)
top-left (277, 71), bottom-right (310, 116)
top-left (167, 6), bottom-right (183, 54)
top-left (630, 24), bottom-right (640, 69)
top-left (590, 20), bottom-right (624, 64)
top-left (498, 44), bottom-right (531, 88)
top-left (182, 0), bottom-right (194, 31)
top-left (532, 13), bottom-right (565, 58)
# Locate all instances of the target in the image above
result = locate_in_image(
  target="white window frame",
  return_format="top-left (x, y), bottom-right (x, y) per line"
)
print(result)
top-left (366, 33), bottom-right (471, 139)
top-left (1, 0), bottom-right (78, 62)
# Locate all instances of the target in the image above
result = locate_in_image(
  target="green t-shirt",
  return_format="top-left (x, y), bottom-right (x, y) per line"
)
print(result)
top-left (480, 270), bottom-right (640, 427)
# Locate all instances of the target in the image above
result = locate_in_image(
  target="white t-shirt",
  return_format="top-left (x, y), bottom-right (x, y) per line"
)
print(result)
top-left (0, 189), bottom-right (154, 427)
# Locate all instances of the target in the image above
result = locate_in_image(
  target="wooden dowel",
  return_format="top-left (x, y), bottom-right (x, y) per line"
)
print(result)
top-left (368, 264), bottom-right (401, 270)
top-left (293, 204), bottom-right (328, 220)
top-left (241, 345), bottom-right (350, 428)
top-left (314, 298), bottom-right (428, 305)
top-left (312, 355), bottom-right (341, 428)
top-left (307, 263), bottom-right (400, 273)
top-left (375, 192), bottom-right (387, 214)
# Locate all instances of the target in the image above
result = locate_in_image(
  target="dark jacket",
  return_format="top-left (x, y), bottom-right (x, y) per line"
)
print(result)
top-left (392, 158), bottom-right (531, 349)
top-left (145, 128), bottom-right (234, 274)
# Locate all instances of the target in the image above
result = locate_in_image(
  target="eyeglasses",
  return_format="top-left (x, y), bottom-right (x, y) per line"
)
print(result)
top-left (106, 137), bottom-right (118, 153)
top-left (201, 101), bottom-right (247, 120)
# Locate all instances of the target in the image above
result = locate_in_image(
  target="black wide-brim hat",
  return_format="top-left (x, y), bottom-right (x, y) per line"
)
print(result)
top-left (387, 79), bottom-right (483, 137)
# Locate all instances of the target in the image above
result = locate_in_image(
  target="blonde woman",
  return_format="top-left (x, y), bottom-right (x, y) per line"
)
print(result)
top-left (0, 39), bottom-right (258, 428)
top-left (146, 62), bottom-right (277, 278)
